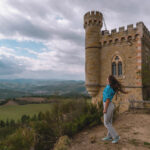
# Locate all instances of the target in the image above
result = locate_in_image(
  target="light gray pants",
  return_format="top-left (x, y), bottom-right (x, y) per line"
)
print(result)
top-left (103, 101), bottom-right (118, 139)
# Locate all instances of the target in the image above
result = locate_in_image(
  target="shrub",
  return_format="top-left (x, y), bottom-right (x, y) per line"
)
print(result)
top-left (38, 112), bottom-right (45, 121)
top-left (21, 115), bottom-right (30, 124)
top-left (33, 121), bottom-right (57, 150)
top-left (31, 114), bottom-right (38, 121)
top-left (0, 126), bottom-right (17, 141)
top-left (9, 120), bottom-right (16, 127)
top-left (59, 101), bottom-right (103, 137)
top-left (53, 135), bottom-right (71, 150)
top-left (1, 127), bottom-right (35, 150)
top-left (1, 99), bottom-right (103, 150)
top-left (0, 120), bottom-right (5, 128)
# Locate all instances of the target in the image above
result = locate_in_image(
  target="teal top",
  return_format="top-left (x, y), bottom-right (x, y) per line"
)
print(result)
top-left (103, 84), bottom-right (115, 102)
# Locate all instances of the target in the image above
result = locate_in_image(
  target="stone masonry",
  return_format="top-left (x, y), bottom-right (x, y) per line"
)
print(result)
top-left (84, 11), bottom-right (150, 112)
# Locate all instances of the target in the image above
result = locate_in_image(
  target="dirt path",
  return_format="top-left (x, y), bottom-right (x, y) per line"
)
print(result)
top-left (70, 112), bottom-right (150, 150)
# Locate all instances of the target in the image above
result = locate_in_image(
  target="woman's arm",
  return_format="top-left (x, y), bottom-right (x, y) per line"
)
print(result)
top-left (103, 98), bottom-right (110, 113)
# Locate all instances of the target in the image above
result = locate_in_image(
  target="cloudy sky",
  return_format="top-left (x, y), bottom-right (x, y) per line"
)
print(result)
top-left (0, 0), bottom-right (150, 80)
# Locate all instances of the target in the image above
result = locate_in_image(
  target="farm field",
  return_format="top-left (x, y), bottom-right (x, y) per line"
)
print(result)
top-left (0, 103), bottom-right (53, 121)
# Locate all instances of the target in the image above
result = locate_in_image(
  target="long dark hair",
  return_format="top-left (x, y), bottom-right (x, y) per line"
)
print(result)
top-left (108, 75), bottom-right (128, 94)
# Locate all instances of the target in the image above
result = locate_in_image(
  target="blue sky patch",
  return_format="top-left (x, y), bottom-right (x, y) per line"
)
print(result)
top-left (0, 39), bottom-right (49, 58)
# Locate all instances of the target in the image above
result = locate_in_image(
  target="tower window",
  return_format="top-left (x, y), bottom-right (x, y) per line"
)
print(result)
top-left (112, 55), bottom-right (123, 77)
top-left (118, 61), bottom-right (122, 76)
top-left (112, 62), bottom-right (116, 76)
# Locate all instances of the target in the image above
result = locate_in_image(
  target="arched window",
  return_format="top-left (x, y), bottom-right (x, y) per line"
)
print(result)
top-left (112, 55), bottom-right (123, 77)
top-left (112, 62), bottom-right (116, 75)
top-left (118, 61), bottom-right (122, 76)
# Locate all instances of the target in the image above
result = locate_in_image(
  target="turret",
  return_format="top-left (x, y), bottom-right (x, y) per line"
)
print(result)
top-left (84, 11), bottom-right (103, 97)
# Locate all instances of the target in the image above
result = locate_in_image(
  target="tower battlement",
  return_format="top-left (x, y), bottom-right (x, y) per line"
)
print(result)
top-left (142, 23), bottom-right (150, 44)
top-left (100, 22), bottom-right (150, 46)
top-left (84, 11), bottom-right (103, 29)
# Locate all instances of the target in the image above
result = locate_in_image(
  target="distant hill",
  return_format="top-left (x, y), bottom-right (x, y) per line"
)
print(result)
top-left (0, 79), bottom-right (89, 99)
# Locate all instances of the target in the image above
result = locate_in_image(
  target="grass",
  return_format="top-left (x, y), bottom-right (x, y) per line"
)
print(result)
top-left (128, 139), bottom-right (139, 146)
top-left (144, 142), bottom-right (150, 146)
top-left (144, 141), bottom-right (150, 148)
top-left (0, 103), bottom-right (53, 121)
top-left (104, 142), bottom-right (109, 144)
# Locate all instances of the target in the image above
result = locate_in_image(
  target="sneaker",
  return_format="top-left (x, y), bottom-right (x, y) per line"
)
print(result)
top-left (102, 136), bottom-right (113, 141)
top-left (112, 136), bottom-right (120, 144)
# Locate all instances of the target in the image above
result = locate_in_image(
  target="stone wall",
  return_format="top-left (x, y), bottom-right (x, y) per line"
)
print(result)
top-left (84, 11), bottom-right (150, 112)
top-left (141, 25), bottom-right (150, 100)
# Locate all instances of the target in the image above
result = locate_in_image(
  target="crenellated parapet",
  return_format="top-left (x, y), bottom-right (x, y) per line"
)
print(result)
top-left (143, 23), bottom-right (150, 37)
top-left (100, 22), bottom-right (150, 46)
top-left (84, 11), bottom-right (103, 29)
top-left (142, 23), bottom-right (150, 46)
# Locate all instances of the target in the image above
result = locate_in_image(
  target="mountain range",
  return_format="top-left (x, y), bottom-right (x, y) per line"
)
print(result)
top-left (0, 79), bottom-right (88, 99)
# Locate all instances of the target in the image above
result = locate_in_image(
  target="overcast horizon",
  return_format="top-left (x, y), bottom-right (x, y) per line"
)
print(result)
top-left (0, 0), bottom-right (150, 80)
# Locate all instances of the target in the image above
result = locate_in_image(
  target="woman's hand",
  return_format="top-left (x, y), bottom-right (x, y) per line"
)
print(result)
top-left (103, 99), bottom-right (110, 114)
top-left (103, 109), bottom-right (107, 114)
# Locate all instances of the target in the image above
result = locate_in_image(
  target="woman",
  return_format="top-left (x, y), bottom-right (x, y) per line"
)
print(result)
top-left (102, 75), bottom-right (127, 144)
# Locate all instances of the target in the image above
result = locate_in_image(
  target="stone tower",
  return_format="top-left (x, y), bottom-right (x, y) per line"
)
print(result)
top-left (84, 11), bottom-right (103, 98)
top-left (84, 11), bottom-right (150, 112)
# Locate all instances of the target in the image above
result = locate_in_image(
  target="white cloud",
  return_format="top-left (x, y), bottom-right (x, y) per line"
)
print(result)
top-left (0, 0), bottom-right (150, 79)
